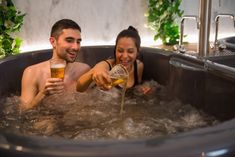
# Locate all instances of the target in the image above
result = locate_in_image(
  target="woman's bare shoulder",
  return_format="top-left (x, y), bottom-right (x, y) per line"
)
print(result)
top-left (74, 62), bottom-right (90, 69)
top-left (136, 59), bottom-right (144, 68)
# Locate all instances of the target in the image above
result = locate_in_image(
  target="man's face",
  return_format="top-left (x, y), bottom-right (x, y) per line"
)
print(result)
top-left (50, 28), bottom-right (81, 63)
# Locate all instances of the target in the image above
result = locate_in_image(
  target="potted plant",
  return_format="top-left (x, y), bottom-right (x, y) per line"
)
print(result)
top-left (146, 0), bottom-right (183, 45)
top-left (0, 0), bottom-right (25, 58)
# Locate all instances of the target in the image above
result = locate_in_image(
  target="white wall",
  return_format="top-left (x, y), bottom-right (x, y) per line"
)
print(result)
top-left (13, 0), bottom-right (235, 52)
top-left (14, 0), bottom-right (155, 52)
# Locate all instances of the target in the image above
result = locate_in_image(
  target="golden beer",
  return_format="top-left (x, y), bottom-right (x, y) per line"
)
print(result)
top-left (50, 58), bottom-right (66, 79)
top-left (50, 64), bottom-right (65, 79)
top-left (105, 64), bottom-right (129, 89)
top-left (111, 77), bottom-right (126, 86)
top-left (105, 77), bottom-right (127, 88)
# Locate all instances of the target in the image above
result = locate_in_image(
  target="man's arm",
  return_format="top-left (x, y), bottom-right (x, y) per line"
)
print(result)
top-left (20, 67), bottom-right (64, 111)
top-left (20, 67), bottom-right (46, 110)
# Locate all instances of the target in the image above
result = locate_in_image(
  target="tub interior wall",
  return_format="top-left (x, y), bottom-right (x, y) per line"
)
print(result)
top-left (168, 60), bottom-right (205, 109)
top-left (0, 46), bottom-right (171, 96)
top-left (77, 46), bottom-right (172, 85)
top-left (0, 50), bottom-right (52, 97)
top-left (0, 46), bottom-right (235, 121)
top-left (205, 72), bottom-right (235, 119)
top-left (168, 56), bottom-right (235, 120)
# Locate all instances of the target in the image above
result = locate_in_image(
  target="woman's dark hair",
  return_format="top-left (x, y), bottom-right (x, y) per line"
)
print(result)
top-left (114, 26), bottom-right (141, 53)
top-left (50, 19), bottom-right (81, 39)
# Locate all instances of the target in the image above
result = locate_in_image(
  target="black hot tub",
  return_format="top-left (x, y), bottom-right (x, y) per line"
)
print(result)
top-left (0, 45), bottom-right (235, 157)
top-left (220, 36), bottom-right (235, 52)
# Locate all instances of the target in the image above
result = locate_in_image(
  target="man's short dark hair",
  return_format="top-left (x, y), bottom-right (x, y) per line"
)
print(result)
top-left (50, 19), bottom-right (81, 39)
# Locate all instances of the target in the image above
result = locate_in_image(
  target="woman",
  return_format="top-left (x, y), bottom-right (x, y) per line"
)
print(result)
top-left (76, 26), bottom-right (144, 92)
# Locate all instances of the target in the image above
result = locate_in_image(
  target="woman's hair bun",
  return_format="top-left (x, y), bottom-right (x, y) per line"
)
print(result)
top-left (128, 26), bottom-right (138, 33)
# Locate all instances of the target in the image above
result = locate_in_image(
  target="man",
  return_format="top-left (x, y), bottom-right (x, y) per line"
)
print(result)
top-left (20, 19), bottom-right (90, 110)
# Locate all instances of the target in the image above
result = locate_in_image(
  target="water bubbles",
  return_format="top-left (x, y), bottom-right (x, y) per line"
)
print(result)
top-left (0, 80), bottom-right (219, 140)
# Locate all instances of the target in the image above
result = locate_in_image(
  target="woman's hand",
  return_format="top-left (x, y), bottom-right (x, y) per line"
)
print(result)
top-left (139, 86), bottom-right (152, 94)
top-left (92, 63), bottom-right (112, 90)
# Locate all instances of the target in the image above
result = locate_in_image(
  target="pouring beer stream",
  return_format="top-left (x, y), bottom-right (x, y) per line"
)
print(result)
top-left (106, 64), bottom-right (129, 115)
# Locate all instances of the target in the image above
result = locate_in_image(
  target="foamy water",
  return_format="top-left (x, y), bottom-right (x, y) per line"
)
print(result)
top-left (0, 80), bottom-right (219, 140)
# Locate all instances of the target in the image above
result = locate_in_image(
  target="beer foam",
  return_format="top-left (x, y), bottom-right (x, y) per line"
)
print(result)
top-left (51, 63), bottom-right (66, 68)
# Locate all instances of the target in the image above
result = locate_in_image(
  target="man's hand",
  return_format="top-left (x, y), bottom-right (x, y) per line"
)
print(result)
top-left (43, 78), bottom-right (65, 95)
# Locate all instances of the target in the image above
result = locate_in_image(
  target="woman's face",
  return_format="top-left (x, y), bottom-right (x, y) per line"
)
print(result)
top-left (115, 37), bottom-right (138, 70)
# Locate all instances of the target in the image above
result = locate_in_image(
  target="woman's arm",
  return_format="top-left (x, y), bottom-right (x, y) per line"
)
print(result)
top-left (76, 68), bottom-right (94, 92)
top-left (137, 59), bottom-right (144, 84)
top-left (76, 60), bottom-right (114, 92)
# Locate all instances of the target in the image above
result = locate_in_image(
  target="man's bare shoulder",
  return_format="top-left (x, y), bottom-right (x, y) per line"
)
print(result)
top-left (66, 62), bottom-right (90, 81)
top-left (73, 61), bottom-right (91, 70)
top-left (23, 61), bottom-right (49, 75)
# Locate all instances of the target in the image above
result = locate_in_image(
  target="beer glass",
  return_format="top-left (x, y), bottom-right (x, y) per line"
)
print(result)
top-left (50, 58), bottom-right (66, 79)
top-left (106, 64), bottom-right (129, 88)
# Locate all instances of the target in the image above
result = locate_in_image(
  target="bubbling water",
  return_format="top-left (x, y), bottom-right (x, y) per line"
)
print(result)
top-left (0, 80), bottom-right (219, 140)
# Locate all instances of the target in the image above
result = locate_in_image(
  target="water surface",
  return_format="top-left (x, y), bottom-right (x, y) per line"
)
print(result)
top-left (0, 80), bottom-right (219, 140)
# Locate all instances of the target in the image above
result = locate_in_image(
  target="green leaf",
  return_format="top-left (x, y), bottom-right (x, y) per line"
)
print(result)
top-left (0, 0), bottom-right (25, 57)
top-left (146, 0), bottom-right (183, 45)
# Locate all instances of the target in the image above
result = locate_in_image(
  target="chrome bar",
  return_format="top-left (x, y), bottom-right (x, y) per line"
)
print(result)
top-left (198, 0), bottom-right (212, 57)
top-left (179, 15), bottom-right (199, 46)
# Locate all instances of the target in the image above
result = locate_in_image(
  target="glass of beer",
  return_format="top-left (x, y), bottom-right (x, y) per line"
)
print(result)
top-left (105, 64), bottom-right (129, 88)
top-left (50, 58), bottom-right (66, 79)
